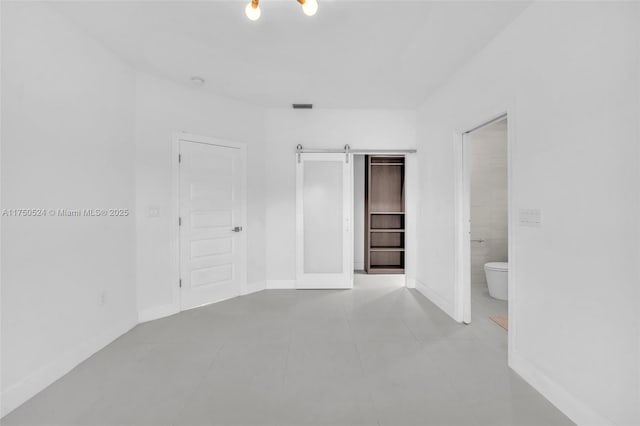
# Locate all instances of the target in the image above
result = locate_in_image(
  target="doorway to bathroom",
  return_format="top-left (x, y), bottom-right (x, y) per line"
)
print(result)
top-left (457, 115), bottom-right (510, 333)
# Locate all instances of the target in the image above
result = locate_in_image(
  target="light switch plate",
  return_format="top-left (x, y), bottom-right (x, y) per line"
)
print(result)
top-left (519, 208), bottom-right (541, 227)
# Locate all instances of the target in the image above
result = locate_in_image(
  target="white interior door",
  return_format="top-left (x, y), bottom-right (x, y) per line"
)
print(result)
top-left (296, 153), bottom-right (353, 289)
top-left (179, 139), bottom-right (246, 310)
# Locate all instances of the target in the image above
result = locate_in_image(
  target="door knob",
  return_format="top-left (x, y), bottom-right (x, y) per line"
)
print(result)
top-left (232, 226), bottom-right (243, 232)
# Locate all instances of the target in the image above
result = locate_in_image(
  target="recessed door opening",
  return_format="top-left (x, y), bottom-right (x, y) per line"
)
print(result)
top-left (466, 117), bottom-right (509, 330)
top-left (353, 154), bottom-right (407, 288)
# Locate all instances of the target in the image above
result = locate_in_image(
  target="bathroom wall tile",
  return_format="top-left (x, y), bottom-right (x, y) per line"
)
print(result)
top-left (470, 120), bottom-right (508, 287)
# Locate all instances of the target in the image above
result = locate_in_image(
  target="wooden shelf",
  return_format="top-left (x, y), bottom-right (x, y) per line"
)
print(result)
top-left (370, 229), bottom-right (405, 233)
top-left (368, 267), bottom-right (405, 274)
top-left (370, 212), bottom-right (405, 215)
top-left (370, 247), bottom-right (405, 252)
top-left (370, 156), bottom-right (404, 164)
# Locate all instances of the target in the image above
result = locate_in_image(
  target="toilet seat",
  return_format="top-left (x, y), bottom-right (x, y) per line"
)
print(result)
top-left (484, 262), bottom-right (508, 272)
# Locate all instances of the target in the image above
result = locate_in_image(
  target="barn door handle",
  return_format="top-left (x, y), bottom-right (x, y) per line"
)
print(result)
top-left (232, 226), bottom-right (243, 233)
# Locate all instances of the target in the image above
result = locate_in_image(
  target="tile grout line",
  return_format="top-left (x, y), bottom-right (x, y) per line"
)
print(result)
top-left (170, 342), bottom-right (226, 426)
top-left (280, 298), bottom-right (297, 387)
top-left (344, 304), bottom-right (382, 426)
top-left (399, 310), bottom-right (422, 344)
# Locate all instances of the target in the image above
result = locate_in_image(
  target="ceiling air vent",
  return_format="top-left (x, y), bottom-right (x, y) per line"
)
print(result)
top-left (292, 104), bottom-right (313, 109)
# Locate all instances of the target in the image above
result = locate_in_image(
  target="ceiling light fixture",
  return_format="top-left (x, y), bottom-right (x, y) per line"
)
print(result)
top-left (298, 0), bottom-right (318, 17)
top-left (245, 0), bottom-right (261, 21)
top-left (244, 0), bottom-right (318, 21)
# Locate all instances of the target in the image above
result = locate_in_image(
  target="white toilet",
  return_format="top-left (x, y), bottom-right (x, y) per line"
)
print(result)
top-left (484, 262), bottom-right (508, 300)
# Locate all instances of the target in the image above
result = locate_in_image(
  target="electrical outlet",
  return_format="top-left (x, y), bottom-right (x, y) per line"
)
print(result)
top-left (99, 291), bottom-right (106, 306)
top-left (148, 206), bottom-right (160, 218)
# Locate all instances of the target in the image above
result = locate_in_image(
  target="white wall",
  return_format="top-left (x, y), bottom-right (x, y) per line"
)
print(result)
top-left (0, 3), bottom-right (270, 413)
top-left (264, 109), bottom-right (416, 287)
top-left (1, 2), bottom-right (137, 415)
top-left (353, 155), bottom-right (365, 271)
top-left (135, 73), bottom-right (266, 320)
top-left (416, 2), bottom-right (640, 425)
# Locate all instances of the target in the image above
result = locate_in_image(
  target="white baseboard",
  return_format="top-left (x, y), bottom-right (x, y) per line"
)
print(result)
top-left (415, 279), bottom-right (457, 321)
top-left (139, 282), bottom-right (266, 322)
top-left (405, 275), bottom-right (416, 289)
top-left (266, 280), bottom-right (296, 289)
top-left (1, 317), bottom-right (136, 418)
top-left (137, 303), bottom-right (179, 323)
top-left (510, 351), bottom-right (612, 426)
top-left (244, 281), bottom-right (266, 295)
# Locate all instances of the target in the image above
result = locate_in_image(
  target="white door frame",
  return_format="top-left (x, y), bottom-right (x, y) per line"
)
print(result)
top-left (296, 152), bottom-right (354, 289)
top-left (453, 107), bottom-right (516, 362)
top-left (171, 132), bottom-right (248, 312)
top-left (404, 153), bottom-right (418, 288)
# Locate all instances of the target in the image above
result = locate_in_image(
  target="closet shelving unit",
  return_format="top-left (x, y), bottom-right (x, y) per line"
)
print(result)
top-left (364, 155), bottom-right (406, 274)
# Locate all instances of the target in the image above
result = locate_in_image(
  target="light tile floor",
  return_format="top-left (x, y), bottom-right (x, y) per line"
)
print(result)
top-left (3, 275), bottom-right (573, 426)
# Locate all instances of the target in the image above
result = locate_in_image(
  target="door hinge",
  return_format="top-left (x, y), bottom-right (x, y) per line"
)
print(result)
top-left (179, 278), bottom-right (182, 288)
top-left (179, 217), bottom-right (182, 226)
top-left (178, 154), bottom-right (182, 163)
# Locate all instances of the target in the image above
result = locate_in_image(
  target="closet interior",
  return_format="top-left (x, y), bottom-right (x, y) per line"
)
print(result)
top-left (364, 155), bottom-right (406, 274)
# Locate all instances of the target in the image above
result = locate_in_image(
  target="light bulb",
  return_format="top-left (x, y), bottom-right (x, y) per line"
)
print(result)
top-left (301, 0), bottom-right (318, 16)
top-left (245, 2), bottom-right (261, 21)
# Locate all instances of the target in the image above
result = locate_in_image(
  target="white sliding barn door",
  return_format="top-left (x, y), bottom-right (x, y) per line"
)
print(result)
top-left (296, 153), bottom-right (353, 289)
top-left (179, 138), bottom-right (246, 310)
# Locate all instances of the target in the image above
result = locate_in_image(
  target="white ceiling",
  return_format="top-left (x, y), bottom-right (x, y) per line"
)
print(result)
top-left (52, 1), bottom-right (529, 108)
